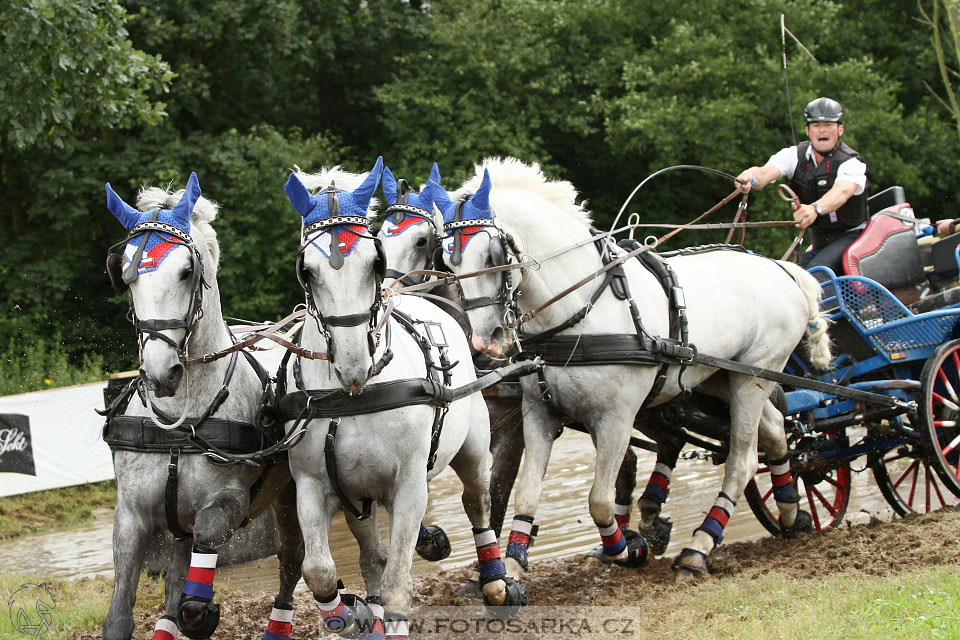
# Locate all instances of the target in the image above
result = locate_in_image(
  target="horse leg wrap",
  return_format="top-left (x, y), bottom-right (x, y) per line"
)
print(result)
top-left (151, 615), bottom-right (179, 640)
top-left (316, 590), bottom-right (372, 638)
top-left (694, 492), bottom-right (736, 547)
top-left (361, 596), bottom-right (385, 640)
top-left (473, 527), bottom-right (506, 585)
top-left (640, 462), bottom-right (673, 508)
top-left (504, 515), bottom-right (537, 571)
top-left (597, 519), bottom-right (627, 557)
top-left (614, 500), bottom-right (632, 530)
top-left (260, 597), bottom-right (294, 640)
top-left (768, 455), bottom-right (802, 504)
top-left (383, 613), bottom-right (409, 640)
top-left (177, 544), bottom-right (220, 640)
top-left (415, 523), bottom-right (451, 562)
top-left (671, 547), bottom-right (710, 575)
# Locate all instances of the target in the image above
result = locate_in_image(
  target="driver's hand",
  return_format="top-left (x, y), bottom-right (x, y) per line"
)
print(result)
top-left (936, 218), bottom-right (957, 235)
top-left (735, 170), bottom-right (754, 193)
top-left (793, 204), bottom-right (817, 229)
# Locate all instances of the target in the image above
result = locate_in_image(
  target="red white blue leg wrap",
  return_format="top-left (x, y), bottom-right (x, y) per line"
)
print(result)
top-left (383, 613), bottom-right (409, 640)
top-left (504, 515), bottom-right (538, 571)
top-left (695, 492), bottom-right (736, 546)
top-left (316, 590), bottom-right (354, 632)
top-left (474, 527), bottom-right (506, 584)
top-left (598, 519), bottom-right (627, 556)
top-left (261, 603), bottom-right (294, 640)
top-left (182, 545), bottom-right (217, 601)
top-left (614, 500), bottom-right (632, 529)
top-left (151, 615), bottom-right (178, 640)
top-left (768, 455), bottom-right (801, 503)
top-left (641, 462), bottom-right (673, 506)
top-left (363, 598), bottom-right (385, 640)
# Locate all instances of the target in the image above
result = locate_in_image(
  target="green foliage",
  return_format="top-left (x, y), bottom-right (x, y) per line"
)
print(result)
top-left (3, 0), bottom-right (960, 368)
top-left (0, 335), bottom-right (105, 397)
top-left (0, 480), bottom-right (116, 539)
top-left (0, 0), bottom-right (172, 151)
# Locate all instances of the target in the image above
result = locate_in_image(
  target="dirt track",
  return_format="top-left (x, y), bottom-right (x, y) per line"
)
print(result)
top-left (77, 507), bottom-right (960, 639)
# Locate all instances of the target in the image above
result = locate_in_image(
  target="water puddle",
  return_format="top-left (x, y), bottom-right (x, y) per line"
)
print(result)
top-left (0, 430), bottom-right (900, 593)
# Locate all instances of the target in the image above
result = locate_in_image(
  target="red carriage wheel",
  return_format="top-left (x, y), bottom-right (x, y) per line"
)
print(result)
top-left (871, 444), bottom-right (960, 515)
top-left (918, 338), bottom-right (960, 499)
top-left (744, 456), bottom-right (852, 536)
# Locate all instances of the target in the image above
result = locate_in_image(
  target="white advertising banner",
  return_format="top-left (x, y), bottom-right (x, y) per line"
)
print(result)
top-left (0, 381), bottom-right (114, 497)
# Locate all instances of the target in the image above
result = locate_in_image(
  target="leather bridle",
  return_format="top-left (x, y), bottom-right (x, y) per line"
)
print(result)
top-left (107, 215), bottom-right (207, 362)
top-left (296, 185), bottom-right (387, 366)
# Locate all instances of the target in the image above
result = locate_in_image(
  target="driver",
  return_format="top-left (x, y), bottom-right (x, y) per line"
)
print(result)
top-left (736, 97), bottom-right (868, 278)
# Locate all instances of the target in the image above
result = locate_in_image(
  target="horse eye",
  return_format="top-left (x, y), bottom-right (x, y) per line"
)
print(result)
top-left (415, 237), bottom-right (428, 248)
top-left (180, 266), bottom-right (193, 281)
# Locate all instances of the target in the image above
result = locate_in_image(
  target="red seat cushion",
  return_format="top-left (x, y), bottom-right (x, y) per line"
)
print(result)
top-left (842, 204), bottom-right (925, 289)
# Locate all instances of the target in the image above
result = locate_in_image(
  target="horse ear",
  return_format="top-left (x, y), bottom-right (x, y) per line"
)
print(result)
top-left (382, 166), bottom-right (398, 205)
top-left (428, 162), bottom-right (441, 186)
top-left (425, 179), bottom-right (453, 218)
top-left (105, 183), bottom-right (142, 230)
top-left (353, 156), bottom-right (384, 211)
top-left (284, 172), bottom-right (316, 218)
top-left (171, 172), bottom-right (202, 226)
top-left (471, 168), bottom-right (492, 213)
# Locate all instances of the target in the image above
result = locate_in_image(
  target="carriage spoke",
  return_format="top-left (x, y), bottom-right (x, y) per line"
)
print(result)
top-left (823, 474), bottom-right (843, 489)
top-left (936, 369), bottom-right (959, 406)
top-left (805, 486), bottom-right (823, 530)
top-left (931, 391), bottom-right (959, 413)
top-left (939, 432), bottom-right (960, 456)
top-left (908, 462), bottom-right (919, 507)
top-left (892, 458), bottom-right (919, 490)
top-left (810, 486), bottom-right (839, 517)
top-left (931, 473), bottom-right (948, 508)
top-left (925, 470), bottom-right (931, 513)
top-left (761, 485), bottom-right (774, 503)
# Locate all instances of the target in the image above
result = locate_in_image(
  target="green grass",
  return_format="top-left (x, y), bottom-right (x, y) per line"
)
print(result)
top-left (0, 335), bottom-right (106, 396)
top-left (636, 566), bottom-right (960, 640)
top-left (0, 480), bottom-right (117, 540)
top-left (0, 572), bottom-right (164, 640)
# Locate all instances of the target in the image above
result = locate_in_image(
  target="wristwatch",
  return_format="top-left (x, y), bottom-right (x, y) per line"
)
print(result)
top-left (814, 203), bottom-right (823, 216)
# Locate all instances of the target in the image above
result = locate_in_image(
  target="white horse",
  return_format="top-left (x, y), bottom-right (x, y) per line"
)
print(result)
top-left (280, 158), bottom-right (518, 638)
top-left (425, 157), bottom-right (831, 582)
top-left (102, 175), bottom-right (303, 640)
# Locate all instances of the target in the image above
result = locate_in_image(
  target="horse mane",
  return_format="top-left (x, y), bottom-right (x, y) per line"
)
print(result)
top-left (292, 165), bottom-right (381, 217)
top-left (137, 185), bottom-right (221, 267)
top-left (452, 156), bottom-right (592, 227)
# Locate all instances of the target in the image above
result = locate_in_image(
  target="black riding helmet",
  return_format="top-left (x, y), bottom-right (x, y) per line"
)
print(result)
top-left (804, 97), bottom-right (843, 124)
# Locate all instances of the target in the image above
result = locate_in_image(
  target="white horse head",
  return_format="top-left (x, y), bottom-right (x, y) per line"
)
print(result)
top-left (105, 173), bottom-right (221, 396)
top-left (284, 157), bottom-right (385, 393)
top-left (426, 157), bottom-right (590, 356)
top-left (378, 163), bottom-right (444, 286)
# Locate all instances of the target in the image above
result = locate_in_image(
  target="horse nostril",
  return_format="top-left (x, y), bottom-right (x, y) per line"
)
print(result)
top-left (490, 326), bottom-right (505, 347)
top-left (166, 363), bottom-right (184, 392)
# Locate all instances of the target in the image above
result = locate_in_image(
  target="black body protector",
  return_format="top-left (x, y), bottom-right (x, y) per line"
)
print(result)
top-left (788, 140), bottom-right (868, 249)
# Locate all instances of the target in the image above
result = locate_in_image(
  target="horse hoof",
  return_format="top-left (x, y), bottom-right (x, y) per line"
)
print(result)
top-left (612, 529), bottom-right (649, 568)
top-left (671, 547), bottom-right (709, 581)
top-left (322, 593), bottom-right (374, 639)
top-left (483, 577), bottom-right (526, 620)
top-left (780, 509), bottom-right (813, 538)
top-left (176, 596), bottom-right (221, 639)
top-left (638, 516), bottom-right (673, 556)
top-left (415, 524), bottom-right (452, 562)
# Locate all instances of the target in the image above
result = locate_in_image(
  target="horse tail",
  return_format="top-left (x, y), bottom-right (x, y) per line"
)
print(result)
top-left (776, 260), bottom-right (832, 370)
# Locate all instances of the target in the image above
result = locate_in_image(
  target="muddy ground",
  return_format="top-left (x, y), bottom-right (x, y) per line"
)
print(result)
top-left (76, 506), bottom-right (960, 639)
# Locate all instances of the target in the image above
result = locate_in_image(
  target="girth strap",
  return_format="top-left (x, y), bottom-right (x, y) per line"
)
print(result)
top-left (104, 415), bottom-right (267, 453)
top-left (166, 450), bottom-right (190, 540)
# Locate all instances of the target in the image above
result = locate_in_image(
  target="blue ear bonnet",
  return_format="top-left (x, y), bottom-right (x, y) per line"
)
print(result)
top-left (284, 157), bottom-right (383, 226)
top-left (382, 163), bottom-right (441, 218)
top-left (432, 168), bottom-right (493, 227)
top-left (105, 172), bottom-right (201, 236)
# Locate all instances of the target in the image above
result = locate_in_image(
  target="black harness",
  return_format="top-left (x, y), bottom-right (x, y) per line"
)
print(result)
top-left (101, 221), bottom-right (283, 539)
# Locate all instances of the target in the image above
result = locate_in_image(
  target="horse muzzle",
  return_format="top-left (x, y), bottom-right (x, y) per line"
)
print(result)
top-left (140, 361), bottom-right (184, 397)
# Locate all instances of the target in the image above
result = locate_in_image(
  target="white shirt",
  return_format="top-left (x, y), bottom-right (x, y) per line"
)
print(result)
top-left (766, 144), bottom-right (867, 195)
